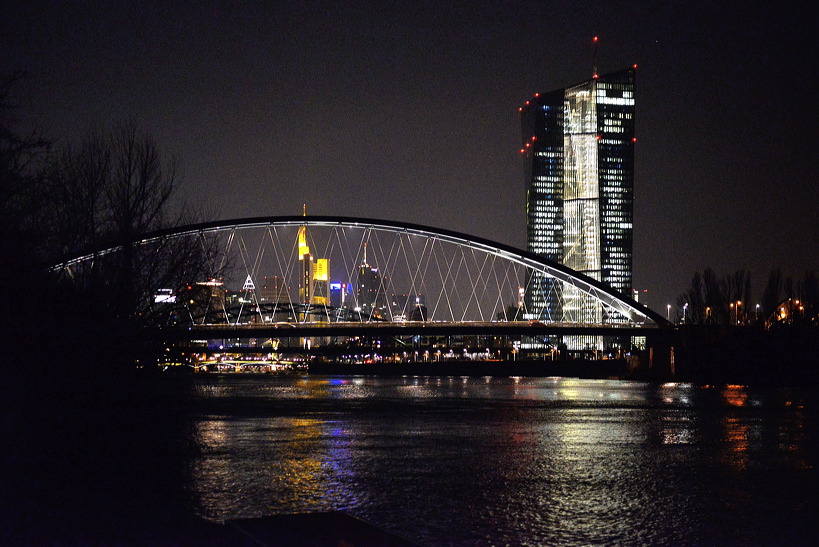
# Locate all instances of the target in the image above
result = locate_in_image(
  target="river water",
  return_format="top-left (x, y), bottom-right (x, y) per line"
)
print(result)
top-left (188, 375), bottom-right (817, 545)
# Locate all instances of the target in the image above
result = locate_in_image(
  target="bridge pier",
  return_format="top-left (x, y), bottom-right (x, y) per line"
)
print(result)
top-left (635, 328), bottom-right (676, 381)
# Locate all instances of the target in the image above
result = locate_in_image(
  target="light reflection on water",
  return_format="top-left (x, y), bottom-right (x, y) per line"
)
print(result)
top-left (189, 376), bottom-right (817, 545)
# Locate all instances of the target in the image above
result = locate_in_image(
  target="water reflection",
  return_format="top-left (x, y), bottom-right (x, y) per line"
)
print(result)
top-left (194, 414), bottom-right (360, 521)
top-left (722, 384), bottom-right (749, 407)
top-left (661, 412), bottom-right (698, 445)
top-left (189, 376), bottom-right (817, 544)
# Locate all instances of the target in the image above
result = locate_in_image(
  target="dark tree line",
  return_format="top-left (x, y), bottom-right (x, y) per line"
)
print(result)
top-left (44, 122), bottom-right (219, 328)
top-left (675, 268), bottom-right (752, 324)
top-left (761, 269), bottom-right (818, 319)
top-left (677, 267), bottom-right (817, 325)
top-left (2, 77), bottom-right (217, 335)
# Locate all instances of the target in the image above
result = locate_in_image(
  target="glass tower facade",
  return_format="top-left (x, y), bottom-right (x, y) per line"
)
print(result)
top-left (521, 68), bottom-right (635, 345)
top-left (521, 89), bottom-right (565, 323)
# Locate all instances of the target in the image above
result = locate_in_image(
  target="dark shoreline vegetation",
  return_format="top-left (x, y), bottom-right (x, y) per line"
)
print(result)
top-left (1, 74), bottom-right (212, 543)
top-left (2, 279), bottom-right (201, 543)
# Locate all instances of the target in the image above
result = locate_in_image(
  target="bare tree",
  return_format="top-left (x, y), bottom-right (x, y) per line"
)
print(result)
top-left (0, 73), bottom-right (51, 266)
top-left (47, 123), bottom-right (220, 327)
top-left (678, 268), bottom-right (753, 325)
top-left (801, 271), bottom-right (817, 309)
top-left (44, 131), bottom-right (109, 258)
top-left (702, 267), bottom-right (724, 323)
top-left (762, 269), bottom-right (782, 319)
top-left (681, 270), bottom-right (705, 324)
top-left (2, 77), bottom-right (209, 541)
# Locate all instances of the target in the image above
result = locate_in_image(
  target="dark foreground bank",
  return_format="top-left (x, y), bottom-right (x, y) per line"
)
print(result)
top-left (191, 512), bottom-right (413, 546)
top-left (109, 512), bottom-right (414, 546)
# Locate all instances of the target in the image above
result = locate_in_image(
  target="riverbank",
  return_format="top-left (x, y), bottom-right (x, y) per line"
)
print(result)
top-left (673, 324), bottom-right (819, 385)
top-left (300, 325), bottom-right (819, 385)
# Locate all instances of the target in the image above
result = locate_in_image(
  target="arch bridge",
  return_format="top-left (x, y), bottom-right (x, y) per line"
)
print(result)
top-left (55, 215), bottom-right (670, 363)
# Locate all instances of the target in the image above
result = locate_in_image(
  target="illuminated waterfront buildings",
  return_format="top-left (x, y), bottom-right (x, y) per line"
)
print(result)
top-left (521, 68), bottom-right (635, 346)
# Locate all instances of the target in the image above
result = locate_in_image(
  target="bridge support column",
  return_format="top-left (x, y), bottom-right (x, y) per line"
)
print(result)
top-left (646, 330), bottom-right (675, 381)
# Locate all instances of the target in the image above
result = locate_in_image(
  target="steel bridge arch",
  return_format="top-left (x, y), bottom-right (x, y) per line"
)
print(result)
top-left (54, 215), bottom-right (668, 326)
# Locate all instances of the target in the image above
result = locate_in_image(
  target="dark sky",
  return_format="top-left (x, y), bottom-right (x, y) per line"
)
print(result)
top-left (2, 1), bottom-right (817, 311)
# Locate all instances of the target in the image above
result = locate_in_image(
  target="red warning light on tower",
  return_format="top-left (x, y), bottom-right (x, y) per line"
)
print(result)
top-left (592, 36), bottom-right (600, 79)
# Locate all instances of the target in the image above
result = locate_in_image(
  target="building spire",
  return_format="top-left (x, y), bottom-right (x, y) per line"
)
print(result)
top-left (592, 36), bottom-right (599, 79)
top-left (298, 204), bottom-right (309, 259)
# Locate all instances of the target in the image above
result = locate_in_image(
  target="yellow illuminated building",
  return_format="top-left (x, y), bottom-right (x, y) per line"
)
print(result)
top-left (298, 205), bottom-right (312, 306)
top-left (297, 206), bottom-right (331, 309)
top-left (312, 258), bottom-right (330, 306)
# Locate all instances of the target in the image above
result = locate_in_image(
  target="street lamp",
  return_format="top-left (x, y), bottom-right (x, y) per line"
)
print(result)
top-left (667, 304), bottom-right (671, 320)
top-left (755, 304), bottom-right (760, 321)
top-left (682, 303), bottom-right (688, 324)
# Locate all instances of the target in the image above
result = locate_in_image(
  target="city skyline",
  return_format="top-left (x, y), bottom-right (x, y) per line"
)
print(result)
top-left (2, 1), bottom-right (816, 312)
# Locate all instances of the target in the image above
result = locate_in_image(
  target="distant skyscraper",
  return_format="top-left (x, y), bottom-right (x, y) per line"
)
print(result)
top-left (261, 276), bottom-right (290, 303)
top-left (297, 212), bottom-right (312, 307)
top-left (356, 243), bottom-right (386, 319)
top-left (329, 282), bottom-right (350, 309)
top-left (520, 68), bottom-right (635, 335)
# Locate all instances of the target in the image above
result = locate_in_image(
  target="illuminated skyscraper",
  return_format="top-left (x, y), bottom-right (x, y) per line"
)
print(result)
top-left (356, 243), bottom-right (386, 319)
top-left (297, 206), bottom-right (331, 313)
top-left (297, 212), bottom-right (312, 307)
top-left (311, 258), bottom-right (330, 306)
top-left (520, 68), bottom-right (635, 339)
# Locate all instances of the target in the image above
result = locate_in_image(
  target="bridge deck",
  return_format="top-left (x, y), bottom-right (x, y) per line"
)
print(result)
top-left (160, 320), bottom-right (668, 340)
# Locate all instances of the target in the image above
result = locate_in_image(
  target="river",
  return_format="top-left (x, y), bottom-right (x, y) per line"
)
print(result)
top-left (187, 375), bottom-right (817, 545)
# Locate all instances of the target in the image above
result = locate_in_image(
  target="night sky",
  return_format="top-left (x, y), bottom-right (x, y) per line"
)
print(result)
top-left (2, 1), bottom-right (816, 311)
